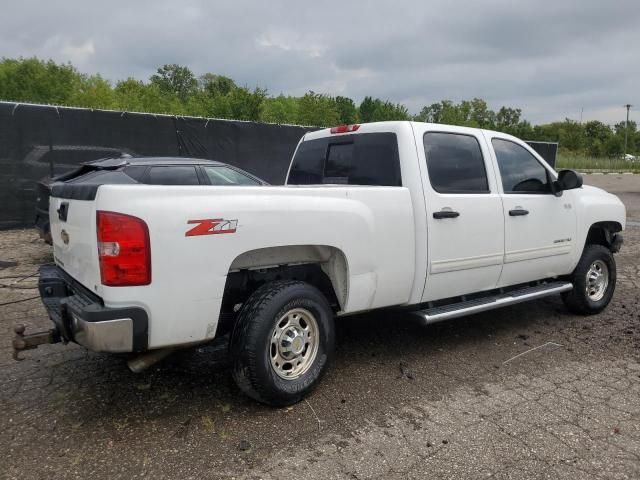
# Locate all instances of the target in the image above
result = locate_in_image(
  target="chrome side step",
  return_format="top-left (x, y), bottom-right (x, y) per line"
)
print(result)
top-left (415, 281), bottom-right (573, 325)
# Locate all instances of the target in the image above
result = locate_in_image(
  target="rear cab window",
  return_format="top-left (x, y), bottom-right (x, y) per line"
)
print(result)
top-left (287, 133), bottom-right (402, 186)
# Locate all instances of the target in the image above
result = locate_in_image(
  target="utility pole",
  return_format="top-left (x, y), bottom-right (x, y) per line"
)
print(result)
top-left (623, 104), bottom-right (632, 159)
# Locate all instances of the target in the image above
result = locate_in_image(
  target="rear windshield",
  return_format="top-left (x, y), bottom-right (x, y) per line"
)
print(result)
top-left (287, 132), bottom-right (401, 186)
top-left (203, 166), bottom-right (261, 185)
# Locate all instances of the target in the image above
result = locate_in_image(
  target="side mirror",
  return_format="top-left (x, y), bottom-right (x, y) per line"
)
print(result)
top-left (555, 169), bottom-right (583, 192)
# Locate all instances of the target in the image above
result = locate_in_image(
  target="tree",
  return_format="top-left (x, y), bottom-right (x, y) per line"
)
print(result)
top-left (70, 74), bottom-right (116, 109)
top-left (0, 57), bottom-right (80, 104)
top-left (358, 96), bottom-right (379, 123)
top-left (495, 107), bottom-right (522, 134)
top-left (584, 121), bottom-right (613, 157)
top-left (614, 120), bottom-right (637, 155)
top-left (468, 98), bottom-right (495, 128)
top-left (4, 55), bottom-right (637, 154)
top-left (227, 87), bottom-right (267, 121)
top-left (415, 102), bottom-right (443, 123)
top-left (370, 100), bottom-right (410, 121)
top-left (335, 96), bottom-right (358, 124)
top-left (260, 95), bottom-right (299, 124)
top-left (558, 119), bottom-right (585, 152)
top-left (296, 91), bottom-right (339, 126)
top-left (199, 73), bottom-right (236, 97)
top-left (149, 64), bottom-right (197, 100)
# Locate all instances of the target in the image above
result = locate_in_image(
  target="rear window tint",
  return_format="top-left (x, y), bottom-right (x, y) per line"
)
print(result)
top-left (287, 133), bottom-right (401, 186)
top-left (123, 165), bottom-right (148, 182)
top-left (144, 166), bottom-right (200, 185)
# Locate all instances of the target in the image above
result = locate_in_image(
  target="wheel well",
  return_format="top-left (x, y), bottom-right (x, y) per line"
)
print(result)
top-left (585, 221), bottom-right (622, 250)
top-left (217, 246), bottom-right (348, 335)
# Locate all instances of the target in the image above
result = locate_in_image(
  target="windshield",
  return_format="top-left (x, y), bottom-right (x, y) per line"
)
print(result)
top-left (202, 166), bottom-right (261, 185)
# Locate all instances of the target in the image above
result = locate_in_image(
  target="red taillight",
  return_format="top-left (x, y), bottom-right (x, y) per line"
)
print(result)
top-left (97, 211), bottom-right (151, 286)
top-left (330, 124), bottom-right (360, 134)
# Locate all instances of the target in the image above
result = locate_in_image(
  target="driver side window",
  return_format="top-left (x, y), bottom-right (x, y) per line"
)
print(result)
top-left (492, 138), bottom-right (550, 194)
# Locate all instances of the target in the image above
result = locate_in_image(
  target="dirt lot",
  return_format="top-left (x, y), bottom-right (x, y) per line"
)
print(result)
top-left (1, 175), bottom-right (640, 480)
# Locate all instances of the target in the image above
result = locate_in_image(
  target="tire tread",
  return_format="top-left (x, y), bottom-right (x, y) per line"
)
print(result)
top-left (230, 280), bottom-right (331, 406)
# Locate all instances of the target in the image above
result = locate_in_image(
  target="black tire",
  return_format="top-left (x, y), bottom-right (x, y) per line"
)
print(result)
top-left (229, 280), bottom-right (335, 406)
top-left (562, 244), bottom-right (616, 315)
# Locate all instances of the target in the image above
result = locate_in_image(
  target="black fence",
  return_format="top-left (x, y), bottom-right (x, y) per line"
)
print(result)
top-left (0, 102), bottom-right (313, 229)
top-left (526, 141), bottom-right (558, 168)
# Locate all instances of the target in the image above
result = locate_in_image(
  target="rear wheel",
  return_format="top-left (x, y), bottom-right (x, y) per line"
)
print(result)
top-left (562, 244), bottom-right (616, 315)
top-left (230, 280), bottom-right (335, 406)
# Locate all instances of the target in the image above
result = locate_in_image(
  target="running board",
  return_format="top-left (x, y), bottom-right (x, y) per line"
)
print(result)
top-left (415, 281), bottom-right (573, 325)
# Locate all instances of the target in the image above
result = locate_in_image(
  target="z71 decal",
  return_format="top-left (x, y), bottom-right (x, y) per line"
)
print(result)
top-left (185, 218), bottom-right (238, 237)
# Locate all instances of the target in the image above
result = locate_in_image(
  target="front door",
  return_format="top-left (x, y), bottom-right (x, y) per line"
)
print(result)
top-left (419, 127), bottom-right (505, 302)
top-left (488, 135), bottom-right (577, 287)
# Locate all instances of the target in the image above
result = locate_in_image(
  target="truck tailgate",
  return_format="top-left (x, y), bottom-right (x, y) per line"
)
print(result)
top-left (49, 196), bottom-right (101, 292)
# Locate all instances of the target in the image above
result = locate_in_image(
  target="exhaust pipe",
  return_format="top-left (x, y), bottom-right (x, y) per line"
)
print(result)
top-left (127, 348), bottom-right (175, 373)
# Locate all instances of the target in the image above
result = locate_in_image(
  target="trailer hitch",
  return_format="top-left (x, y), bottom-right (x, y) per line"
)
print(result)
top-left (12, 324), bottom-right (61, 361)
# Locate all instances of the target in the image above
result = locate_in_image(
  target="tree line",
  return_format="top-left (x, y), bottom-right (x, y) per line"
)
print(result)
top-left (0, 57), bottom-right (637, 156)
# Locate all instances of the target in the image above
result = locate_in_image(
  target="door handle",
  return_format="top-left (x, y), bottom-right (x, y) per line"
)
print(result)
top-left (509, 208), bottom-right (529, 216)
top-left (433, 210), bottom-right (460, 219)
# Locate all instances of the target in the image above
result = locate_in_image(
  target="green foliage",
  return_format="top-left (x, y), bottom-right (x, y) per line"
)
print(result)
top-left (358, 96), bottom-right (378, 123)
top-left (199, 73), bottom-right (236, 97)
top-left (358, 96), bottom-right (410, 122)
top-left (370, 100), bottom-right (410, 121)
top-left (261, 95), bottom-right (299, 124)
top-left (150, 64), bottom-right (197, 101)
top-left (0, 57), bottom-right (79, 104)
top-left (335, 96), bottom-right (358, 124)
top-left (70, 74), bottom-right (116, 109)
top-left (557, 153), bottom-right (640, 172)
top-left (0, 56), bottom-right (638, 158)
top-left (296, 91), bottom-right (339, 127)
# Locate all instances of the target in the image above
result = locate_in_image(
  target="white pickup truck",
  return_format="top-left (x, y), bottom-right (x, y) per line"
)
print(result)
top-left (15, 121), bottom-right (625, 406)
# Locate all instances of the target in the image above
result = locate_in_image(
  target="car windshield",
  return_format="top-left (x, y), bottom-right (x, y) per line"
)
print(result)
top-left (202, 166), bottom-right (261, 185)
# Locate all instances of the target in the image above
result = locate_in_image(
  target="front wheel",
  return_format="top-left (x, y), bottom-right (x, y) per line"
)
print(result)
top-left (562, 244), bottom-right (616, 315)
top-left (230, 280), bottom-right (335, 406)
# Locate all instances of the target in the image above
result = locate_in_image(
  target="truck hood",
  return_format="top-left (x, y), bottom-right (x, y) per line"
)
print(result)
top-left (581, 184), bottom-right (615, 197)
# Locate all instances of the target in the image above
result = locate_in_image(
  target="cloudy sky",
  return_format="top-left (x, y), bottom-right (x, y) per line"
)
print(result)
top-left (3, 0), bottom-right (639, 125)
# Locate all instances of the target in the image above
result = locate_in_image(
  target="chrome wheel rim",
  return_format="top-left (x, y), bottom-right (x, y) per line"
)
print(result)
top-left (586, 259), bottom-right (609, 302)
top-left (269, 308), bottom-right (319, 380)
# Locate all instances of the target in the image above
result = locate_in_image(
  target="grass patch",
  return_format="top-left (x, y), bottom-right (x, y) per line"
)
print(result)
top-left (557, 154), bottom-right (640, 172)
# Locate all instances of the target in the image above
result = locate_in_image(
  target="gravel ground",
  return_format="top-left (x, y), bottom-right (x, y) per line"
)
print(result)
top-left (1, 175), bottom-right (639, 480)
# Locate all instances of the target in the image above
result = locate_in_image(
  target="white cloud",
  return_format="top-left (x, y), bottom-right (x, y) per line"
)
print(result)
top-left (61, 39), bottom-right (95, 63)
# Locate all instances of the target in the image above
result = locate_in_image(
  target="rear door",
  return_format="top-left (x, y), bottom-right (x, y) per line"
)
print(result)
top-left (487, 134), bottom-right (577, 286)
top-left (417, 126), bottom-right (505, 301)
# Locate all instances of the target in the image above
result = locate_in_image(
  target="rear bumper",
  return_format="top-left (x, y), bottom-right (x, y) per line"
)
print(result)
top-left (38, 265), bottom-right (148, 352)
